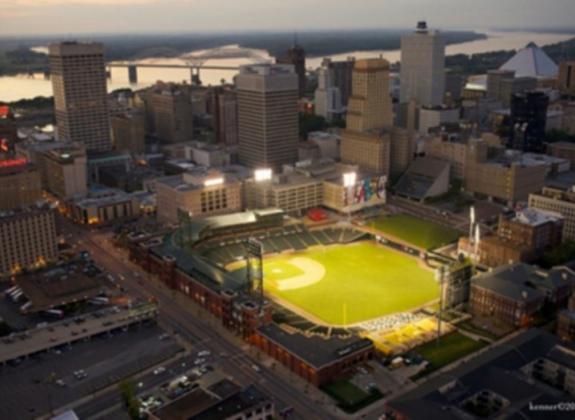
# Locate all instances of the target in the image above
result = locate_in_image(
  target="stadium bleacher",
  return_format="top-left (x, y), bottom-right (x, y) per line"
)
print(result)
top-left (196, 224), bottom-right (373, 267)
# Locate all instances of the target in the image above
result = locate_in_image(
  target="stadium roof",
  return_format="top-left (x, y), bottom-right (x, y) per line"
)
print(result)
top-left (395, 157), bottom-right (449, 201)
top-left (500, 42), bottom-right (558, 79)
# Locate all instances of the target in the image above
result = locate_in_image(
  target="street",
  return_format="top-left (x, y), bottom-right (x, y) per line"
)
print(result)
top-left (64, 223), bottom-right (339, 420)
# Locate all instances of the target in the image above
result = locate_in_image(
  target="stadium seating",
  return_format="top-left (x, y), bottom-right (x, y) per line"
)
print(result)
top-left (196, 224), bottom-right (373, 267)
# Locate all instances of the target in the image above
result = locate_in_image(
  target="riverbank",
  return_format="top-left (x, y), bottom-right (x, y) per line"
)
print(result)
top-left (1, 30), bottom-right (573, 102)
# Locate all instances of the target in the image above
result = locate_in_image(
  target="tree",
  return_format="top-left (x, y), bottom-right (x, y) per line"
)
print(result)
top-left (299, 113), bottom-right (328, 140)
top-left (119, 379), bottom-right (140, 420)
top-left (540, 241), bottom-right (575, 268)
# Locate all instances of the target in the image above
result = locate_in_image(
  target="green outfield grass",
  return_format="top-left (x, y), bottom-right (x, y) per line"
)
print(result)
top-left (257, 242), bottom-right (439, 326)
top-left (368, 214), bottom-right (461, 250)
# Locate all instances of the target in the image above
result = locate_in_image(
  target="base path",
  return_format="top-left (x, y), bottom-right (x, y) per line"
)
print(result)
top-left (275, 257), bottom-right (325, 291)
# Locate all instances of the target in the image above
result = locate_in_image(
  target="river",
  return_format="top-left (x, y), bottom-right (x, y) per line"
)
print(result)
top-left (0, 30), bottom-right (572, 102)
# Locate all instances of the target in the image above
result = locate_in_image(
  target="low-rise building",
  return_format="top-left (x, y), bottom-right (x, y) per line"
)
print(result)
top-left (498, 208), bottom-right (563, 251)
top-left (548, 142), bottom-right (575, 166)
top-left (307, 131), bottom-right (340, 160)
top-left (464, 149), bottom-right (556, 205)
top-left (559, 61), bottom-right (575, 97)
top-left (245, 159), bottom-right (386, 216)
top-left (38, 145), bottom-right (87, 199)
top-left (155, 169), bottom-right (243, 224)
top-left (149, 385), bottom-right (274, 420)
top-left (0, 206), bottom-right (58, 277)
top-left (252, 323), bottom-right (374, 386)
top-left (184, 142), bottom-right (231, 167)
top-left (418, 106), bottom-right (460, 134)
top-left (388, 330), bottom-right (575, 419)
top-left (469, 263), bottom-right (573, 327)
top-left (529, 186), bottom-right (575, 241)
top-left (66, 188), bottom-right (141, 226)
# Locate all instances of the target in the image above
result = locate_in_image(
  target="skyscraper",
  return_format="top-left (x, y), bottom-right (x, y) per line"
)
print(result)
top-left (509, 91), bottom-right (549, 153)
top-left (346, 58), bottom-right (394, 132)
top-left (235, 64), bottom-right (299, 169)
top-left (400, 21), bottom-right (445, 107)
top-left (49, 42), bottom-right (112, 152)
top-left (314, 64), bottom-right (344, 122)
top-left (277, 44), bottom-right (306, 98)
top-left (340, 58), bottom-right (394, 175)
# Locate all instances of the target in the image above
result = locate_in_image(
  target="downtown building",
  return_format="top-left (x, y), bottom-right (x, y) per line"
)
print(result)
top-left (49, 42), bottom-right (112, 152)
top-left (0, 158), bottom-right (42, 211)
top-left (0, 206), bottom-right (59, 277)
top-left (143, 83), bottom-right (194, 144)
top-left (529, 186), bottom-right (575, 241)
top-left (235, 64), bottom-right (299, 170)
top-left (37, 145), bottom-right (88, 200)
top-left (155, 169), bottom-right (243, 224)
top-left (277, 44), bottom-right (306, 98)
top-left (400, 21), bottom-right (445, 107)
top-left (340, 58), bottom-right (394, 175)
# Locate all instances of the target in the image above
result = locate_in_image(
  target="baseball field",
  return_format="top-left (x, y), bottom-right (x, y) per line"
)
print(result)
top-left (249, 241), bottom-right (439, 326)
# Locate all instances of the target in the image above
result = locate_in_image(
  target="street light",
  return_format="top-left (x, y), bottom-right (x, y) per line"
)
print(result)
top-left (343, 172), bottom-right (357, 223)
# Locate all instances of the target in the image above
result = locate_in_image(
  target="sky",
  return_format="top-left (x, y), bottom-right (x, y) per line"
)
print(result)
top-left (1, 0), bottom-right (575, 36)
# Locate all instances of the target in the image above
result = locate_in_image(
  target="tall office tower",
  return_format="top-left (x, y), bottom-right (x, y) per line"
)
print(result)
top-left (235, 64), bottom-right (299, 169)
top-left (346, 58), bottom-right (394, 131)
top-left (212, 87), bottom-right (238, 145)
top-left (111, 112), bottom-right (146, 154)
top-left (329, 58), bottom-right (355, 108)
top-left (400, 21), bottom-right (445, 107)
top-left (144, 83), bottom-right (194, 144)
top-left (559, 61), bottom-right (575, 97)
top-left (277, 44), bottom-right (306, 98)
top-left (49, 42), bottom-right (112, 152)
top-left (340, 59), bottom-right (393, 175)
top-left (509, 91), bottom-right (549, 153)
top-left (314, 64), bottom-right (344, 121)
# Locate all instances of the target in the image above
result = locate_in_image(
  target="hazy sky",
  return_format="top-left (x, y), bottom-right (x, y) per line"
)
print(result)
top-left (1, 0), bottom-right (575, 35)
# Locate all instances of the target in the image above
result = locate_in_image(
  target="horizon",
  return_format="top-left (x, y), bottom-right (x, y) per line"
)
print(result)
top-left (2, 0), bottom-right (575, 36)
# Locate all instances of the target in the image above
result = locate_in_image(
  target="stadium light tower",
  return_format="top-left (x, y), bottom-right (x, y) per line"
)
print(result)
top-left (474, 224), bottom-right (481, 258)
top-left (343, 172), bottom-right (357, 223)
top-left (469, 206), bottom-right (475, 245)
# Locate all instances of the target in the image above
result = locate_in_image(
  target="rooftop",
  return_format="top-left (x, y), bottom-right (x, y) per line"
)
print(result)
top-left (500, 42), bottom-right (558, 79)
top-left (257, 323), bottom-right (373, 369)
top-left (511, 207), bottom-right (563, 226)
top-left (15, 261), bottom-right (108, 313)
top-left (388, 329), bottom-right (575, 420)
top-left (472, 262), bottom-right (573, 302)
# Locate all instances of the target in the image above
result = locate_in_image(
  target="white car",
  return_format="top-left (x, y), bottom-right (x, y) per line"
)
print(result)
top-left (153, 367), bottom-right (166, 375)
top-left (197, 350), bottom-right (211, 357)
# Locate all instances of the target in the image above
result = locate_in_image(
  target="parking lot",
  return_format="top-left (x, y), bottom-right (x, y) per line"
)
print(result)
top-left (0, 324), bottom-right (183, 420)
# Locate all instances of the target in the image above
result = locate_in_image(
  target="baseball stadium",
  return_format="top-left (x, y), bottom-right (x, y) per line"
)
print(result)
top-left (149, 208), bottom-right (461, 355)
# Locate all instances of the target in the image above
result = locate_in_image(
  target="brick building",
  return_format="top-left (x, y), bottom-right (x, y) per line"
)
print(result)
top-left (469, 263), bottom-right (574, 327)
